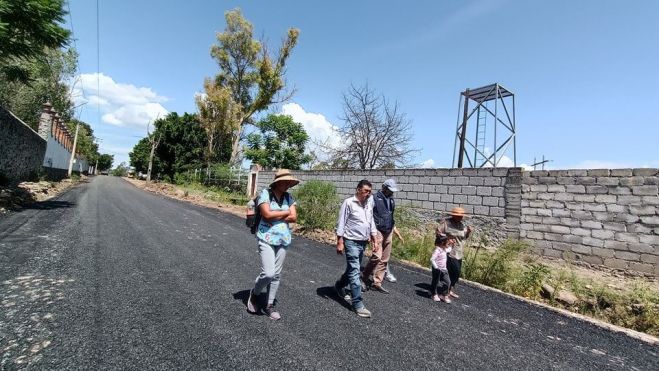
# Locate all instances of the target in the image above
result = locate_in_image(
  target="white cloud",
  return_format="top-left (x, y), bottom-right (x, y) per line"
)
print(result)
top-left (70, 73), bottom-right (169, 129)
top-left (281, 103), bottom-right (341, 158)
top-left (419, 159), bottom-right (435, 168)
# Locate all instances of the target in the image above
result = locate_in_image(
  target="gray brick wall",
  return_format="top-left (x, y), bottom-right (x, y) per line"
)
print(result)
top-left (0, 106), bottom-right (47, 182)
top-left (521, 169), bottom-right (659, 276)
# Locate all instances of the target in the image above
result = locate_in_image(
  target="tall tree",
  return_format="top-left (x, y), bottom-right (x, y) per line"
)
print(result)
top-left (326, 83), bottom-right (417, 170)
top-left (195, 78), bottom-right (238, 171)
top-left (208, 8), bottom-right (299, 165)
top-left (97, 154), bottom-right (114, 171)
top-left (129, 137), bottom-right (155, 174)
top-left (244, 114), bottom-right (312, 170)
top-left (0, 47), bottom-right (77, 129)
top-left (0, 0), bottom-right (71, 82)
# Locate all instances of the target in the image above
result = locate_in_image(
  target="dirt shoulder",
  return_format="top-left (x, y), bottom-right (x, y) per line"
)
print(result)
top-left (0, 176), bottom-right (90, 215)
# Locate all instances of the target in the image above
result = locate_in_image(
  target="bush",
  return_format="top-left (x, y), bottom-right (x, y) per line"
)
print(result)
top-left (293, 180), bottom-right (339, 230)
top-left (462, 240), bottom-right (528, 289)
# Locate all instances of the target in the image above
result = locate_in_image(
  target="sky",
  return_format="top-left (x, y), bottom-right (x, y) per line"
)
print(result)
top-left (64, 0), bottom-right (659, 170)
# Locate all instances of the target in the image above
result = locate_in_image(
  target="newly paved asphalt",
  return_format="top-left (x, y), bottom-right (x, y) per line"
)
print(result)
top-left (0, 176), bottom-right (657, 370)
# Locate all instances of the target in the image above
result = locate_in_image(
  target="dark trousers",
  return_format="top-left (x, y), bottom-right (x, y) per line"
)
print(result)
top-left (447, 256), bottom-right (462, 288)
top-left (430, 267), bottom-right (450, 296)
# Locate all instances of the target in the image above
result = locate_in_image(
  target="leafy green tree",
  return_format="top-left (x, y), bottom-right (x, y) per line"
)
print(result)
top-left (0, 47), bottom-right (77, 129)
top-left (208, 8), bottom-right (299, 165)
top-left (129, 112), bottom-right (207, 179)
top-left (195, 78), bottom-right (236, 169)
top-left (154, 112), bottom-right (207, 178)
top-left (65, 119), bottom-right (99, 164)
top-left (0, 0), bottom-right (71, 82)
top-left (244, 114), bottom-right (312, 170)
top-left (111, 162), bottom-right (129, 177)
top-left (97, 154), bottom-right (114, 171)
top-left (129, 137), bottom-right (155, 174)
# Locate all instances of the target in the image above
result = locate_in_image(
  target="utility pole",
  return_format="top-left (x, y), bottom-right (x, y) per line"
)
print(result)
top-left (67, 122), bottom-right (80, 177)
top-left (146, 120), bottom-right (161, 183)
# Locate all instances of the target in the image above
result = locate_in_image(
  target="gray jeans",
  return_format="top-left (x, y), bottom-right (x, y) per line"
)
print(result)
top-left (253, 240), bottom-right (288, 305)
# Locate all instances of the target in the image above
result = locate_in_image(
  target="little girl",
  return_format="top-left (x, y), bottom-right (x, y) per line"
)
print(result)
top-left (430, 233), bottom-right (454, 303)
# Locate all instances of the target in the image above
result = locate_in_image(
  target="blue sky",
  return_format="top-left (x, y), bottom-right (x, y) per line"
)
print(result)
top-left (65, 0), bottom-right (659, 169)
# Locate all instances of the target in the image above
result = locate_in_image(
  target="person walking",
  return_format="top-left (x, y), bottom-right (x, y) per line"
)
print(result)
top-left (334, 179), bottom-right (377, 318)
top-left (437, 206), bottom-right (473, 299)
top-left (246, 169), bottom-right (299, 320)
top-left (429, 233), bottom-right (454, 303)
top-left (362, 179), bottom-right (404, 293)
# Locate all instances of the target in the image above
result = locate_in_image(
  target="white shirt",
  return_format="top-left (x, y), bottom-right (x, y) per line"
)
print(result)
top-left (336, 196), bottom-right (377, 241)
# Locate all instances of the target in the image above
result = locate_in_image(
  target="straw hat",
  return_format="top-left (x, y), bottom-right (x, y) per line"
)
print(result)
top-left (448, 206), bottom-right (467, 217)
top-left (270, 169), bottom-right (300, 188)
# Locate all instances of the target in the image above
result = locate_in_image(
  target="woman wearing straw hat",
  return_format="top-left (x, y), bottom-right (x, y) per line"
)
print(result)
top-left (437, 206), bottom-right (473, 299)
top-left (246, 169), bottom-right (299, 320)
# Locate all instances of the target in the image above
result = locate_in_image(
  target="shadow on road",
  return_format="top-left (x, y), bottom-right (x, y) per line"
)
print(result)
top-left (24, 200), bottom-right (75, 210)
top-left (414, 283), bottom-right (432, 299)
top-left (233, 289), bottom-right (250, 306)
top-left (316, 286), bottom-right (353, 311)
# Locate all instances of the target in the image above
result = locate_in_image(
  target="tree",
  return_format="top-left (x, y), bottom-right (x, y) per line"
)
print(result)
top-left (129, 137), bottom-right (154, 174)
top-left (326, 83), bottom-right (417, 170)
top-left (0, 0), bottom-right (71, 82)
top-left (65, 119), bottom-right (99, 165)
top-left (97, 154), bottom-right (114, 171)
top-left (154, 112), bottom-right (206, 178)
top-left (145, 121), bottom-right (161, 183)
top-left (208, 8), bottom-right (299, 165)
top-left (244, 114), bottom-right (312, 170)
top-left (195, 78), bottom-right (238, 171)
top-left (111, 162), bottom-right (129, 177)
top-left (0, 47), bottom-right (77, 130)
top-left (129, 112), bottom-right (207, 180)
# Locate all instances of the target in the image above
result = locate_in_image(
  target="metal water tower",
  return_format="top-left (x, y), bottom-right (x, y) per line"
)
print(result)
top-left (452, 83), bottom-right (517, 168)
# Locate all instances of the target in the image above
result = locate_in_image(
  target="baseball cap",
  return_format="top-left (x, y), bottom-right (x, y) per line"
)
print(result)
top-left (383, 179), bottom-right (399, 192)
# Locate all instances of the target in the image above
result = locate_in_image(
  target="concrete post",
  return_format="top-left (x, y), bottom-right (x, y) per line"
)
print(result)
top-left (37, 103), bottom-right (53, 140)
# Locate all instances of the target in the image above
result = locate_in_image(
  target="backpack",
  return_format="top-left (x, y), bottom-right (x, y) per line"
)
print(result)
top-left (246, 189), bottom-right (291, 234)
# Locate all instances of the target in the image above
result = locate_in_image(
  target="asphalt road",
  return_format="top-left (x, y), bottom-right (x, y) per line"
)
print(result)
top-left (1, 176), bottom-right (657, 370)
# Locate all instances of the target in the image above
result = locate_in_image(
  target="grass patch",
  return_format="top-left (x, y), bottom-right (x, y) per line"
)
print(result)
top-left (178, 181), bottom-right (249, 206)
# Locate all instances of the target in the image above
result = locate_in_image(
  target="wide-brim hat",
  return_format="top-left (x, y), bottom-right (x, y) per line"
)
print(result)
top-left (449, 206), bottom-right (467, 217)
top-left (270, 169), bottom-right (300, 188)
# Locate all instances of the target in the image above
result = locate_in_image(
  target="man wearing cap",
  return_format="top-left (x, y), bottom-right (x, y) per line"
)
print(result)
top-left (362, 179), bottom-right (404, 293)
top-left (334, 179), bottom-right (377, 318)
top-left (437, 207), bottom-right (473, 299)
top-left (246, 169), bottom-right (299, 320)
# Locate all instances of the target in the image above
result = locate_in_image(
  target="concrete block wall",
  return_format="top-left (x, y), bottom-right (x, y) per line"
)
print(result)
top-left (0, 106), bottom-right (47, 182)
top-left (521, 169), bottom-right (659, 276)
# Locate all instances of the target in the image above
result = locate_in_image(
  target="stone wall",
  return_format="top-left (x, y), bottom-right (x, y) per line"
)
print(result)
top-left (253, 167), bottom-right (659, 276)
top-left (0, 106), bottom-right (47, 182)
top-left (521, 169), bottom-right (659, 276)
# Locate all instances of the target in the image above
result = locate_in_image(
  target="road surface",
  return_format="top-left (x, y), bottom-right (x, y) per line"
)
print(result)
top-left (0, 176), bottom-right (657, 369)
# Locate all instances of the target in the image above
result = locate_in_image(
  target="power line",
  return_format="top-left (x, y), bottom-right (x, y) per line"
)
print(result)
top-left (96, 0), bottom-right (101, 132)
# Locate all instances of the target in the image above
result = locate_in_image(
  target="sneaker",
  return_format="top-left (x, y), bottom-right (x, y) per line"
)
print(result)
top-left (449, 291), bottom-right (459, 299)
top-left (355, 307), bottom-right (372, 318)
top-left (370, 284), bottom-right (390, 294)
top-left (385, 272), bottom-right (397, 283)
top-left (246, 290), bottom-right (259, 314)
top-left (441, 296), bottom-right (452, 304)
top-left (432, 294), bottom-right (441, 302)
top-left (335, 281), bottom-right (351, 301)
top-left (263, 305), bottom-right (281, 320)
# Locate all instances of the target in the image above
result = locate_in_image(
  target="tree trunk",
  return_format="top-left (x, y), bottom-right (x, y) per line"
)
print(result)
top-left (147, 141), bottom-right (157, 183)
top-left (228, 126), bottom-right (243, 167)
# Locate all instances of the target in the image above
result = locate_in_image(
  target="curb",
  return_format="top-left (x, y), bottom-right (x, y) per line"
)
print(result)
top-left (390, 259), bottom-right (659, 346)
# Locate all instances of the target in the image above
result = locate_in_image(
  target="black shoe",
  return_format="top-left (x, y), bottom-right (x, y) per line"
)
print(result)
top-left (370, 284), bottom-right (390, 294)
